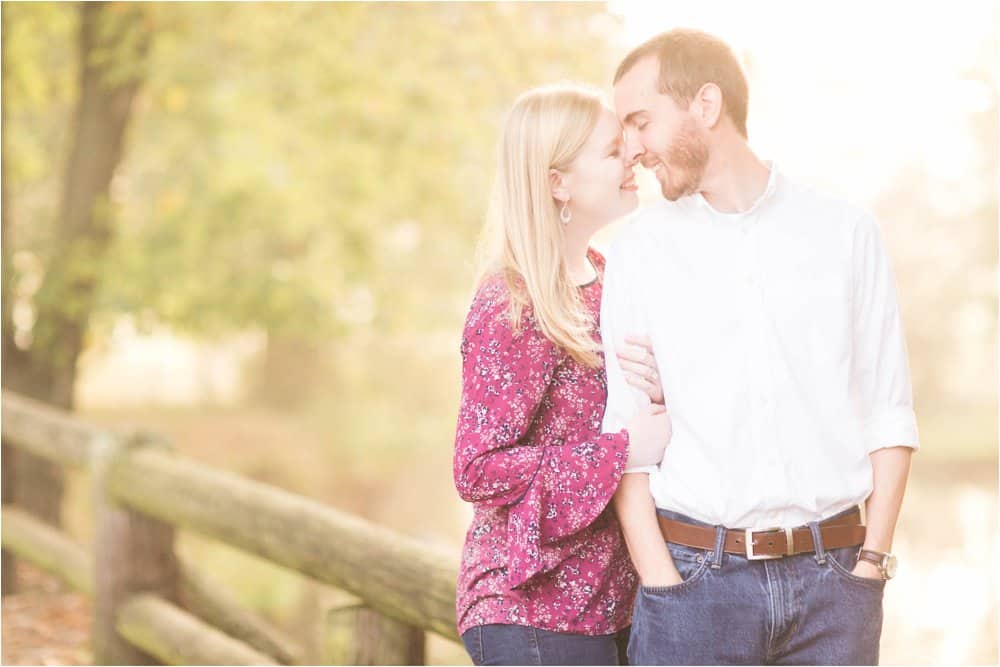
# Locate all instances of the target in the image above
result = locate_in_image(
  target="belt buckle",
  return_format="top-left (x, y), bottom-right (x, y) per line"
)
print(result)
top-left (745, 527), bottom-right (788, 560)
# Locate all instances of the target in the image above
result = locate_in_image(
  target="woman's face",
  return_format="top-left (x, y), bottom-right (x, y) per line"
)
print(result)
top-left (560, 108), bottom-right (639, 226)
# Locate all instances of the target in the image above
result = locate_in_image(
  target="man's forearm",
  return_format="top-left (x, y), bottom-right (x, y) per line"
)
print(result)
top-left (863, 446), bottom-right (913, 552)
top-left (613, 473), bottom-right (678, 585)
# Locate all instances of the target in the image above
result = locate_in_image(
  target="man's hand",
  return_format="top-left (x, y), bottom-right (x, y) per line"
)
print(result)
top-left (641, 560), bottom-right (684, 587)
top-left (851, 560), bottom-right (884, 581)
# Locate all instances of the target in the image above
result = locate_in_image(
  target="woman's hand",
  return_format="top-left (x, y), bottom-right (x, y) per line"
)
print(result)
top-left (625, 403), bottom-right (672, 469)
top-left (617, 334), bottom-right (664, 404)
top-left (613, 474), bottom-right (682, 587)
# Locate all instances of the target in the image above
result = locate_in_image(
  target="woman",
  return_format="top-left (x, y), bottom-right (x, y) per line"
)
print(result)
top-left (453, 83), bottom-right (673, 666)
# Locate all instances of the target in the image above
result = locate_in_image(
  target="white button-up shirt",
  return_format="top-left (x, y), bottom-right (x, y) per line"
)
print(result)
top-left (600, 163), bottom-right (919, 530)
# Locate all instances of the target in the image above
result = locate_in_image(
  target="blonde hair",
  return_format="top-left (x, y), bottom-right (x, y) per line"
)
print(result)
top-left (473, 82), bottom-right (605, 368)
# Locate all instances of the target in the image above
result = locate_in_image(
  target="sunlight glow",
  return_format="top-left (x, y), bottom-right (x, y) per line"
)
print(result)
top-left (606, 0), bottom-right (997, 204)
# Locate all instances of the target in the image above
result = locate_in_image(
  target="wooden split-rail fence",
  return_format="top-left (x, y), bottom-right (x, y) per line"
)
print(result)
top-left (1, 390), bottom-right (461, 665)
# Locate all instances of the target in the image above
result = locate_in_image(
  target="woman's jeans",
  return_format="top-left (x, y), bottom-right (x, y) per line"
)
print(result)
top-left (461, 623), bottom-right (630, 665)
top-left (628, 506), bottom-right (885, 665)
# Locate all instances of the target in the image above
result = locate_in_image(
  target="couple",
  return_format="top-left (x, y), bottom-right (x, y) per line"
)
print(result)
top-left (453, 28), bottom-right (918, 666)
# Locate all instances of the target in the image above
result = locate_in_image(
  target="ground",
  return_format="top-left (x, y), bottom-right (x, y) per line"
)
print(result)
top-left (2, 562), bottom-right (92, 666)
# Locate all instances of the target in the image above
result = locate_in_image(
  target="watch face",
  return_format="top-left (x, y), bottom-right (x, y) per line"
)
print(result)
top-left (883, 554), bottom-right (898, 579)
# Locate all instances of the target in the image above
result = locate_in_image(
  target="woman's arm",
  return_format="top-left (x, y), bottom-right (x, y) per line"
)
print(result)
top-left (453, 279), bottom-right (630, 541)
top-left (613, 473), bottom-right (683, 586)
top-left (453, 282), bottom-right (562, 506)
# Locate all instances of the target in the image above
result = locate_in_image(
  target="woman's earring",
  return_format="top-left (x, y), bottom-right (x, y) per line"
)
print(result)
top-left (559, 201), bottom-right (572, 225)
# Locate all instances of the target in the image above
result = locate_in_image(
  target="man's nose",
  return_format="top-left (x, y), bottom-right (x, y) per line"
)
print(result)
top-left (624, 130), bottom-right (644, 164)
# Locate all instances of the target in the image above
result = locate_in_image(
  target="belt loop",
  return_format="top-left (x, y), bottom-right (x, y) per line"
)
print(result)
top-left (808, 520), bottom-right (827, 565)
top-left (710, 524), bottom-right (726, 569)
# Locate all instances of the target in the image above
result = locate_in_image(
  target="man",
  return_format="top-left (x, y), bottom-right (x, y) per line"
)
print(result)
top-left (601, 28), bottom-right (918, 665)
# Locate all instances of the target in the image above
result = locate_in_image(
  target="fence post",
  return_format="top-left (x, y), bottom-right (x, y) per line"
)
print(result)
top-left (324, 602), bottom-right (425, 666)
top-left (91, 430), bottom-right (179, 665)
top-left (2, 437), bottom-right (17, 595)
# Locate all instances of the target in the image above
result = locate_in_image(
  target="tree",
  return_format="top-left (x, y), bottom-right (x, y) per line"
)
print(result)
top-left (2, 0), bottom-right (155, 592)
top-left (88, 2), bottom-right (619, 404)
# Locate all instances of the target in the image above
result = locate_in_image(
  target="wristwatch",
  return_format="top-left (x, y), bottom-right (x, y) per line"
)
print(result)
top-left (858, 549), bottom-right (898, 580)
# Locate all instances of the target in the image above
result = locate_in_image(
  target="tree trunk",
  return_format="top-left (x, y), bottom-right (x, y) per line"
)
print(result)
top-left (2, 1), bottom-right (27, 595)
top-left (2, 1), bottom-right (153, 592)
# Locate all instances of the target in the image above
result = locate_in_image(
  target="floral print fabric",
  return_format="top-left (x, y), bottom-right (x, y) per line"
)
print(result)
top-left (454, 247), bottom-right (637, 636)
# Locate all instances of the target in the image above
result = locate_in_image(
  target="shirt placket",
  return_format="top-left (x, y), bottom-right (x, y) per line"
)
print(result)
top-left (739, 214), bottom-right (783, 527)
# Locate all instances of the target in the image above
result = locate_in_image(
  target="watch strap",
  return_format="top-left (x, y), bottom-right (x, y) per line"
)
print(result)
top-left (858, 549), bottom-right (886, 565)
top-left (858, 549), bottom-right (889, 578)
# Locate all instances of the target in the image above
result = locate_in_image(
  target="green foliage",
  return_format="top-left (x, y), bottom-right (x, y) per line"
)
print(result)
top-left (46, 2), bottom-right (619, 343)
top-left (3, 2), bottom-right (76, 254)
top-left (8, 1), bottom-right (992, 420)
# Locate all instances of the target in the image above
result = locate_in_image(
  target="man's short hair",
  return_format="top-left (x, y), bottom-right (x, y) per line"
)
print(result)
top-left (614, 28), bottom-right (749, 138)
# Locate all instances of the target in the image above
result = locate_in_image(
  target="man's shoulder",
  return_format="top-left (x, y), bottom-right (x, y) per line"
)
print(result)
top-left (779, 174), bottom-right (874, 229)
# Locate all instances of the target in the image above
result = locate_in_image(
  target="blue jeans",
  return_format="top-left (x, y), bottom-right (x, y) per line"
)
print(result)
top-left (628, 507), bottom-right (885, 665)
top-left (461, 623), bottom-right (630, 665)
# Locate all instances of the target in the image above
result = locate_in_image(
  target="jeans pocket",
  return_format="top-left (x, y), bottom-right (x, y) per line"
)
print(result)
top-left (640, 543), bottom-right (710, 595)
top-left (466, 626), bottom-right (485, 665)
top-left (826, 546), bottom-right (887, 591)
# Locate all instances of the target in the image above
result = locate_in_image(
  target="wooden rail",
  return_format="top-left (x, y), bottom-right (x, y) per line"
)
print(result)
top-left (1, 390), bottom-right (459, 664)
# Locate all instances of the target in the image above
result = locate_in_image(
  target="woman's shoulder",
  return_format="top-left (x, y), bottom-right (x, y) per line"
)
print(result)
top-left (464, 271), bottom-right (537, 336)
top-left (586, 245), bottom-right (607, 272)
top-left (469, 271), bottom-right (511, 309)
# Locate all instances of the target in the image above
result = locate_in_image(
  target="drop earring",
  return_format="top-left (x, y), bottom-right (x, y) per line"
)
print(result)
top-left (559, 201), bottom-right (572, 225)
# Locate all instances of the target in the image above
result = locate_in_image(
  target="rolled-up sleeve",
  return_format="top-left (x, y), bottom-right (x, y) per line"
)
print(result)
top-left (850, 213), bottom-right (920, 453)
top-left (600, 239), bottom-right (658, 473)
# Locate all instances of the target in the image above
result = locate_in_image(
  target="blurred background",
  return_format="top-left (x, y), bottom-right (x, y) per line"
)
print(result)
top-left (2, 1), bottom-right (996, 664)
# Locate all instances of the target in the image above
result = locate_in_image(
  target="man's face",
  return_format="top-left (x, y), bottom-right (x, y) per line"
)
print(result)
top-left (614, 56), bottom-right (709, 201)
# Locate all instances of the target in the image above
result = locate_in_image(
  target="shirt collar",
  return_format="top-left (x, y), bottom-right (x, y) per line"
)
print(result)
top-left (692, 160), bottom-right (779, 218)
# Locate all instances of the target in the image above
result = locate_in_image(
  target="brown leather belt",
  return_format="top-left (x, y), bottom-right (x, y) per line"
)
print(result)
top-left (657, 507), bottom-right (866, 560)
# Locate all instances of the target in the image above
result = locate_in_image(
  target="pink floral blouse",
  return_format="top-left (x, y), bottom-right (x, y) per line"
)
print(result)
top-left (453, 246), bottom-right (637, 637)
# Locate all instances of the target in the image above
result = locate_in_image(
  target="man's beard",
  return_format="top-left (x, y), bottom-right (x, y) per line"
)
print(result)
top-left (658, 118), bottom-right (709, 201)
